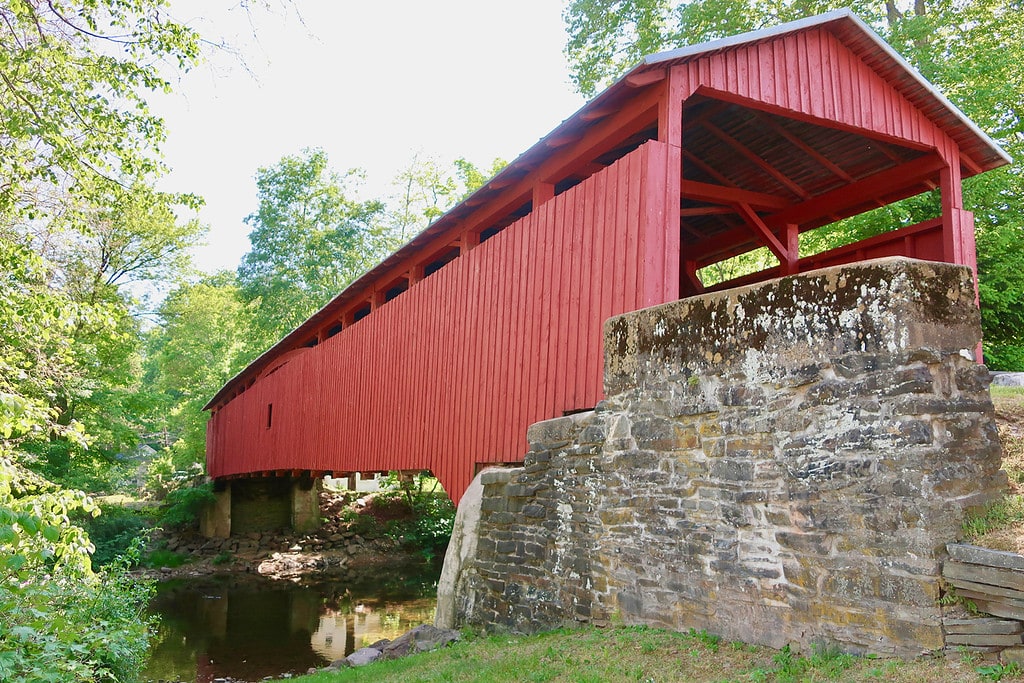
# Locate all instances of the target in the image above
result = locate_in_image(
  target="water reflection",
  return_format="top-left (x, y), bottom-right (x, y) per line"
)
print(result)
top-left (143, 565), bottom-right (438, 683)
top-left (309, 597), bottom-right (436, 662)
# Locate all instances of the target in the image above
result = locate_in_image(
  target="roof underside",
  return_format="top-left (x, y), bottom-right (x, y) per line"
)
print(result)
top-left (678, 94), bottom-right (932, 263)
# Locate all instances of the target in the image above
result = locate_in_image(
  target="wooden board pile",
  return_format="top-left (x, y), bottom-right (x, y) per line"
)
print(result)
top-left (944, 543), bottom-right (1024, 654)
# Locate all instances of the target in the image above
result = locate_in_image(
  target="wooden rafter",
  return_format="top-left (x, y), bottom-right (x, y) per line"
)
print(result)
top-left (678, 219), bottom-right (704, 240)
top-left (679, 206), bottom-right (735, 217)
top-left (683, 99), bottom-right (729, 129)
top-left (702, 121), bottom-right (810, 200)
top-left (626, 69), bottom-right (666, 87)
top-left (682, 149), bottom-right (736, 187)
top-left (546, 132), bottom-right (582, 149)
top-left (735, 202), bottom-right (789, 264)
top-left (749, 109), bottom-right (853, 182)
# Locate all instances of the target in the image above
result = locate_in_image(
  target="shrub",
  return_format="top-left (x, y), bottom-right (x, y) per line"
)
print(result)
top-left (144, 445), bottom-right (205, 501)
top-left (158, 482), bottom-right (215, 529)
top-left (376, 472), bottom-right (456, 563)
top-left (81, 505), bottom-right (155, 567)
top-left (144, 548), bottom-right (189, 568)
top-left (1, 459), bottom-right (155, 682)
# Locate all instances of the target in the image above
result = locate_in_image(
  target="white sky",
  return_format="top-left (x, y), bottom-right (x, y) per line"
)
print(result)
top-left (152, 0), bottom-right (586, 274)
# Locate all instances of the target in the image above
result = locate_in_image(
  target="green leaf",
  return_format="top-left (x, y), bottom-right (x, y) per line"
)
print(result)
top-left (17, 514), bottom-right (40, 535)
top-left (5, 554), bottom-right (27, 571)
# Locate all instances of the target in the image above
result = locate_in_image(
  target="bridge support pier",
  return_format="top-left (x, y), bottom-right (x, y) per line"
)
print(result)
top-left (200, 479), bottom-right (231, 539)
top-left (199, 475), bottom-right (323, 538)
top-left (290, 476), bottom-right (321, 534)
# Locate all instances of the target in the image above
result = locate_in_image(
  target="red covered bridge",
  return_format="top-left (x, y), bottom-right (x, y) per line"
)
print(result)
top-left (205, 10), bottom-right (1008, 508)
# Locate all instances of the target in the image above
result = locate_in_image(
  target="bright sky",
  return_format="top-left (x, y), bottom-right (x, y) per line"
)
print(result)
top-left (152, 1), bottom-right (586, 274)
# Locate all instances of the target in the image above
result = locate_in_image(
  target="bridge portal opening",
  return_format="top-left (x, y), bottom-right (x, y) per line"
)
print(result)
top-left (677, 94), bottom-right (944, 296)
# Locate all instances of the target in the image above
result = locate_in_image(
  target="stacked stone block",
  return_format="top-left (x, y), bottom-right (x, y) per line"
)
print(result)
top-left (453, 258), bottom-right (1006, 657)
top-left (462, 413), bottom-right (607, 631)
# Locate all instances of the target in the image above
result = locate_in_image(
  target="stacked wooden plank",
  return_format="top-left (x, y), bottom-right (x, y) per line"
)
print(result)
top-left (944, 544), bottom-right (1024, 651)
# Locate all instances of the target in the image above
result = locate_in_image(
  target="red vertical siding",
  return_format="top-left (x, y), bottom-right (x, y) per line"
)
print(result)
top-left (207, 141), bottom-right (677, 504)
top-left (684, 29), bottom-right (952, 154)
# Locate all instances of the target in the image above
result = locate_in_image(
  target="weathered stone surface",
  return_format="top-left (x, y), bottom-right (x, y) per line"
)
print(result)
top-left (946, 578), bottom-right (1024, 605)
top-left (945, 634), bottom-right (1023, 647)
top-left (992, 372), bottom-right (1024, 387)
top-left (960, 596), bottom-right (1024, 622)
top-left (435, 469), bottom-right (490, 629)
top-left (345, 647), bottom-right (382, 667)
top-left (948, 544), bottom-right (1024, 572)
top-left (480, 468), bottom-right (517, 486)
top-left (448, 259), bottom-right (1005, 658)
top-left (380, 625), bottom-right (460, 659)
top-left (1001, 646), bottom-right (1024, 665)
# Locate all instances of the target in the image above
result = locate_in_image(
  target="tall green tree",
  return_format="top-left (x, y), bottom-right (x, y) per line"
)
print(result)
top-left (0, 0), bottom-right (200, 223)
top-left (19, 182), bottom-right (206, 489)
top-left (143, 273), bottom-right (250, 470)
top-left (237, 148), bottom-right (386, 354)
top-left (1, 0), bottom-right (207, 484)
top-left (386, 154), bottom-right (508, 243)
top-left (563, 0), bottom-right (1024, 367)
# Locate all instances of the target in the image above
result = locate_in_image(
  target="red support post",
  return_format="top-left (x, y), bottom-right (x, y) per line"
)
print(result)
top-left (533, 182), bottom-right (554, 208)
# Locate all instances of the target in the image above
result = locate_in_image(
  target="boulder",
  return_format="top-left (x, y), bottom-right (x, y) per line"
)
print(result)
top-left (345, 647), bottom-right (382, 667)
top-left (380, 624), bottom-right (460, 659)
top-left (991, 372), bottom-right (1024, 387)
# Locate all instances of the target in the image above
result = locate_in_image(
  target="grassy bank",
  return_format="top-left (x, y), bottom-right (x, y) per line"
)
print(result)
top-left (288, 625), bottom-right (1013, 682)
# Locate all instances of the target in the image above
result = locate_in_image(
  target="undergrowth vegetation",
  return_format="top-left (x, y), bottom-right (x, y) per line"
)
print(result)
top-left (339, 472), bottom-right (455, 563)
top-left (0, 461), bottom-right (155, 682)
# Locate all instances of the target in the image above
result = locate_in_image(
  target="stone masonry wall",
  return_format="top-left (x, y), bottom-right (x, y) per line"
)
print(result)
top-left (451, 258), bottom-right (1006, 657)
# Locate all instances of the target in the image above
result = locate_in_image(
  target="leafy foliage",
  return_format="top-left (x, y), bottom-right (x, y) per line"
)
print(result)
top-left (236, 148), bottom-right (386, 354)
top-left (375, 472), bottom-right (456, 563)
top-left (81, 504), bottom-right (154, 568)
top-left (0, 1), bottom-right (210, 678)
top-left (158, 482), bottom-right (215, 529)
top-left (1, 459), bottom-right (155, 682)
top-left (0, 0), bottom-right (200, 222)
top-left (142, 273), bottom-right (251, 470)
top-left (336, 472), bottom-right (456, 563)
top-left (386, 154), bottom-right (508, 243)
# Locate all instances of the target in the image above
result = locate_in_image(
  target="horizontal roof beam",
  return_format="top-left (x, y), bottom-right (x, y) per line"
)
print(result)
top-left (765, 153), bottom-right (945, 227)
top-left (681, 179), bottom-right (791, 210)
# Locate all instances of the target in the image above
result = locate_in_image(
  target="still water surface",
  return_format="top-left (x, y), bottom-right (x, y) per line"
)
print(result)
top-left (143, 564), bottom-right (438, 683)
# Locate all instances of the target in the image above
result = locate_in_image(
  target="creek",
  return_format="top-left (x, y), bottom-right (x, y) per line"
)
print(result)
top-left (142, 563), bottom-right (439, 683)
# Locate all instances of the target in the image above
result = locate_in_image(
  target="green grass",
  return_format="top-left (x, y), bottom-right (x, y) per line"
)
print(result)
top-left (989, 386), bottom-right (1024, 400)
top-left (962, 494), bottom-right (1024, 540)
top-left (286, 625), bottom-right (995, 683)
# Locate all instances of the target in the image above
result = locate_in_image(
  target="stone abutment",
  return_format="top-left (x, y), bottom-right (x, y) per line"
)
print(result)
top-left (438, 257), bottom-right (1006, 657)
